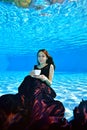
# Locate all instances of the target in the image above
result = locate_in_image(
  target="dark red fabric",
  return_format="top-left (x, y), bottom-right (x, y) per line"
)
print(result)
top-left (0, 65), bottom-right (70, 130)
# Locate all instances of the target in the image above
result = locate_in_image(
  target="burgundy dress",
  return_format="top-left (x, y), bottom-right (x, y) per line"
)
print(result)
top-left (0, 64), bottom-right (69, 130)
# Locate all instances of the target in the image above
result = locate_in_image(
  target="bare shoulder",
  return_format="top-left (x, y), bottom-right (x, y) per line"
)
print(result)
top-left (49, 64), bottom-right (54, 81)
top-left (49, 64), bottom-right (54, 73)
top-left (50, 64), bottom-right (54, 69)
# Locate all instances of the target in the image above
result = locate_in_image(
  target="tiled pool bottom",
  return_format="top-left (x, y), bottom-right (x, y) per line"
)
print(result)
top-left (0, 71), bottom-right (87, 121)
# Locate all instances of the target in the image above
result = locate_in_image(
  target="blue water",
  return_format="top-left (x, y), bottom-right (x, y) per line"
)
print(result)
top-left (0, 0), bottom-right (87, 72)
top-left (0, 0), bottom-right (87, 121)
top-left (0, 71), bottom-right (87, 120)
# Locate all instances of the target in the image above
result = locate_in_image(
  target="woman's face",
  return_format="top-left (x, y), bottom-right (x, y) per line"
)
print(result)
top-left (37, 51), bottom-right (47, 65)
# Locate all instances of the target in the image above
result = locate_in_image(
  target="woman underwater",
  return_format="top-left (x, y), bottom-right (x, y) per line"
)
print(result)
top-left (0, 49), bottom-right (69, 130)
top-left (0, 49), bottom-right (86, 130)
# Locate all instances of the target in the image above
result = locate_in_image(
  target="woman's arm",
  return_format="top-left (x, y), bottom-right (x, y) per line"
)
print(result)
top-left (45, 64), bottom-right (54, 86)
top-left (29, 64), bottom-right (54, 86)
top-left (36, 64), bottom-right (54, 86)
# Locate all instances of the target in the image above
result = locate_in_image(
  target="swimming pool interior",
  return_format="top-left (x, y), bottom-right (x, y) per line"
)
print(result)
top-left (0, 0), bottom-right (87, 120)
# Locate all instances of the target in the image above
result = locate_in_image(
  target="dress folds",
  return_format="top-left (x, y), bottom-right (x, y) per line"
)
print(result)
top-left (0, 65), bottom-right (69, 130)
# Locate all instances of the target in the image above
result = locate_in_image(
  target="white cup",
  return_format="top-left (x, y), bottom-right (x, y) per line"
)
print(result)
top-left (34, 69), bottom-right (41, 75)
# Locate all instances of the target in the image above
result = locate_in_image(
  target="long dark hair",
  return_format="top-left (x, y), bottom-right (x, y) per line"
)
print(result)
top-left (37, 49), bottom-right (56, 70)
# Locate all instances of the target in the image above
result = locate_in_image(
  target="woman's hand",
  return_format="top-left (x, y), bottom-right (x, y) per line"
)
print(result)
top-left (37, 75), bottom-right (52, 86)
top-left (37, 74), bottom-right (48, 81)
top-left (29, 70), bottom-right (35, 77)
top-left (30, 71), bottom-right (47, 82)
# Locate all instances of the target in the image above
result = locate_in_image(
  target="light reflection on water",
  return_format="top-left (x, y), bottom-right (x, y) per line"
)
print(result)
top-left (0, 0), bottom-right (87, 55)
top-left (0, 0), bottom-right (87, 120)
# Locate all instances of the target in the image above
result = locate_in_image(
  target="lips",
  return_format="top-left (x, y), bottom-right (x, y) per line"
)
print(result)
top-left (39, 60), bottom-right (43, 62)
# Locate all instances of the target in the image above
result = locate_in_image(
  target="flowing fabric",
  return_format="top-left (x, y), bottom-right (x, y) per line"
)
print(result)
top-left (0, 65), bottom-right (69, 130)
top-left (70, 100), bottom-right (87, 130)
